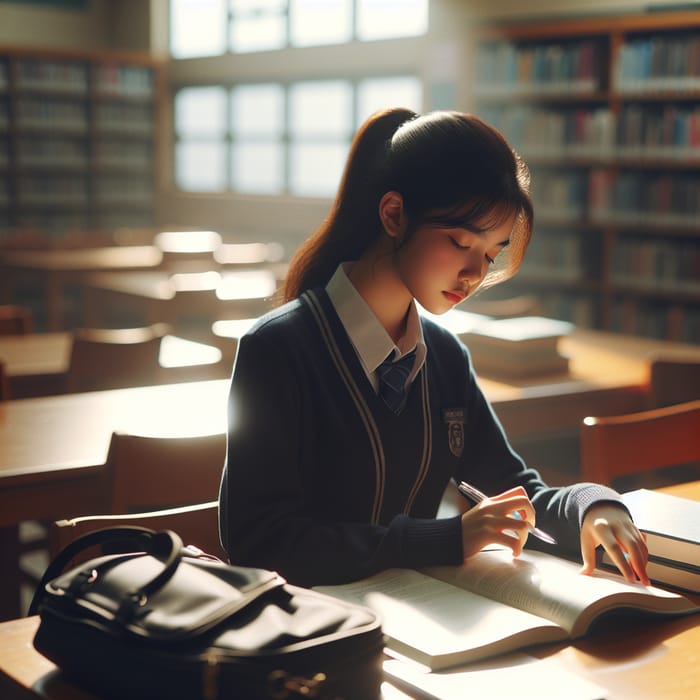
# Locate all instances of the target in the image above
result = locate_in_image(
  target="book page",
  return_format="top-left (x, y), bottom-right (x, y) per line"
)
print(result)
top-left (425, 548), bottom-right (696, 636)
top-left (383, 654), bottom-right (606, 700)
top-left (315, 568), bottom-right (564, 669)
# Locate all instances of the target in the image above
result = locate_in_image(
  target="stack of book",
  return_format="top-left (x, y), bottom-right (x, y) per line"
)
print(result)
top-left (425, 309), bottom-right (574, 380)
top-left (457, 315), bottom-right (574, 380)
top-left (602, 489), bottom-right (700, 594)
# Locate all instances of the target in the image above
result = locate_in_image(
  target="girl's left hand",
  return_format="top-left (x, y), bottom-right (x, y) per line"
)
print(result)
top-left (580, 503), bottom-right (650, 585)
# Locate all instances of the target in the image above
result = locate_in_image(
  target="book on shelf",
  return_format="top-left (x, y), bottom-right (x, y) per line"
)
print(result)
top-left (314, 547), bottom-right (699, 671)
top-left (601, 489), bottom-right (700, 593)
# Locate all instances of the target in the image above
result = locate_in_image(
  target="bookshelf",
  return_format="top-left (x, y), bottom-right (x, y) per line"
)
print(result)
top-left (470, 10), bottom-right (700, 343)
top-left (0, 47), bottom-right (163, 245)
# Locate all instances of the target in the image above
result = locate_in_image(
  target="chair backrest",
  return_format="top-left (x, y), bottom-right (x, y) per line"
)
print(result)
top-left (580, 399), bottom-right (700, 487)
top-left (106, 430), bottom-right (226, 514)
top-left (65, 323), bottom-right (170, 393)
top-left (49, 501), bottom-right (226, 567)
top-left (648, 355), bottom-right (700, 408)
top-left (0, 304), bottom-right (33, 334)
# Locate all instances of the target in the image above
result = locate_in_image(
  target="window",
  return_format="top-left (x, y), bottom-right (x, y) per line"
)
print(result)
top-left (174, 87), bottom-right (228, 191)
top-left (170, 0), bottom-right (429, 56)
top-left (174, 76), bottom-right (422, 197)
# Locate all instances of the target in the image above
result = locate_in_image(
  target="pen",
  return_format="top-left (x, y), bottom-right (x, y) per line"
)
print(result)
top-left (457, 481), bottom-right (557, 545)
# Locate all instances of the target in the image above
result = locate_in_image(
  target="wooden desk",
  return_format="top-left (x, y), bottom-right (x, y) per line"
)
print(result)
top-left (0, 332), bottom-right (227, 398)
top-left (83, 269), bottom-right (278, 330)
top-left (1, 482), bottom-right (698, 699)
top-left (0, 247), bottom-right (164, 331)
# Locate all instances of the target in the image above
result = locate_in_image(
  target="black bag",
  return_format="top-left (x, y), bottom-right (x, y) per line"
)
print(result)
top-left (30, 527), bottom-right (384, 700)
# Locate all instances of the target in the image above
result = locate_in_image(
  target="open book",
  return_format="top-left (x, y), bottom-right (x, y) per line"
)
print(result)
top-left (315, 548), bottom-right (699, 671)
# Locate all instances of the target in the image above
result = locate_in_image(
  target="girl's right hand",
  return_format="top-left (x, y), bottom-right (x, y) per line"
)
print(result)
top-left (459, 486), bottom-right (535, 560)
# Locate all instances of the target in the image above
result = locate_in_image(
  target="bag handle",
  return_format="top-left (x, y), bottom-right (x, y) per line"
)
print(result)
top-left (29, 526), bottom-right (183, 618)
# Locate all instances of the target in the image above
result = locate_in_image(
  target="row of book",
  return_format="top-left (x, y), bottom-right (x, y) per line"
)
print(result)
top-left (589, 170), bottom-right (700, 227)
top-left (474, 40), bottom-right (603, 97)
top-left (4, 97), bottom-right (155, 130)
top-left (611, 237), bottom-right (700, 294)
top-left (12, 138), bottom-right (152, 169)
top-left (518, 230), bottom-right (585, 282)
top-left (615, 35), bottom-right (700, 93)
top-left (475, 33), bottom-right (700, 97)
top-left (15, 175), bottom-right (152, 205)
top-left (0, 58), bottom-right (156, 99)
top-left (609, 298), bottom-right (700, 342)
top-left (481, 105), bottom-right (700, 159)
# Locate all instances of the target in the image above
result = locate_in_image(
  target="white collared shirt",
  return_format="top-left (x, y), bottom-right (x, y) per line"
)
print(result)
top-left (326, 263), bottom-right (426, 393)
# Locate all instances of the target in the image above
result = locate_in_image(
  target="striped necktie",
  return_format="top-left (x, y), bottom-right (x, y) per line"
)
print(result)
top-left (376, 349), bottom-right (416, 414)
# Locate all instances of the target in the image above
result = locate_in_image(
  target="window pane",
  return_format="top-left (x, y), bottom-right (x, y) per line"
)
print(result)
top-left (230, 0), bottom-right (287, 53)
top-left (231, 142), bottom-right (284, 194)
top-left (176, 142), bottom-right (227, 191)
top-left (357, 0), bottom-right (428, 41)
top-left (290, 141), bottom-right (347, 197)
top-left (289, 81), bottom-right (353, 137)
top-left (170, 0), bottom-right (227, 58)
top-left (231, 84), bottom-right (284, 136)
top-left (290, 0), bottom-right (352, 47)
top-left (175, 87), bottom-right (227, 136)
top-left (357, 76), bottom-right (422, 124)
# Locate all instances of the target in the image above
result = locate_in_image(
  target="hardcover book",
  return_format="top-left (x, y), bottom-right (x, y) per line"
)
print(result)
top-left (601, 489), bottom-right (700, 593)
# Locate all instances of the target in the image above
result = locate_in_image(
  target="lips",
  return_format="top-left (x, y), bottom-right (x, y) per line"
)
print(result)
top-left (443, 290), bottom-right (465, 305)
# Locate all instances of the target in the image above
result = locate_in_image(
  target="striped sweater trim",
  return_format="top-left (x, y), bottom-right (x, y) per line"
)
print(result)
top-left (304, 289), bottom-right (431, 522)
top-left (305, 290), bottom-right (385, 524)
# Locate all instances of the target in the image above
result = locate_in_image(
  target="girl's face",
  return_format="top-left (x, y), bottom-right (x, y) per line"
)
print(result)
top-left (394, 213), bottom-right (514, 315)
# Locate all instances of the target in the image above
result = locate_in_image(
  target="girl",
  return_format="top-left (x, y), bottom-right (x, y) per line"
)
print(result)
top-left (219, 108), bottom-right (649, 587)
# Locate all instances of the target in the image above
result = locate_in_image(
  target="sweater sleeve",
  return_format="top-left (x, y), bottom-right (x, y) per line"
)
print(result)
top-left (220, 325), bottom-right (463, 587)
top-left (455, 340), bottom-right (625, 558)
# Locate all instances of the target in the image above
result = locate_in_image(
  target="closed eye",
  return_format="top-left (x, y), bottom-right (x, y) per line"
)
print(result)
top-left (449, 237), bottom-right (469, 251)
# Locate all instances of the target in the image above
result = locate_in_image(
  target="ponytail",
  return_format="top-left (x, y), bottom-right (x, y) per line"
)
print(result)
top-left (282, 108), bottom-right (415, 302)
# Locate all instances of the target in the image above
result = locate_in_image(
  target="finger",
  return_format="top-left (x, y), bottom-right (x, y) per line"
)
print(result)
top-left (620, 532), bottom-right (650, 585)
top-left (579, 535), bottom-right (598, 576)
top-left (489, 493), bottom-right (536, 525)
top-left (604, 542), bottom-right (637, 583)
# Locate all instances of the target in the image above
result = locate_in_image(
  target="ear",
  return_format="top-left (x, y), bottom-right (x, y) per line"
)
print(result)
top-left (378, 191), bottom-right (405, 239)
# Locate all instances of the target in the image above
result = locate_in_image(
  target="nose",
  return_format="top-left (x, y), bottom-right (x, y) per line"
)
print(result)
top-left (458, 249), bottom-right (488, 288)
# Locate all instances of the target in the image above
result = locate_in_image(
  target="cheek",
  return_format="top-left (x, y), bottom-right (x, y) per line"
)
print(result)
top-left (397, 240), bottom-right (455, 294)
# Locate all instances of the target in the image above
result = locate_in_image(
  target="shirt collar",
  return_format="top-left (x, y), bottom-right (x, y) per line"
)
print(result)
top-left (326, 263), bottom-right (426, 379)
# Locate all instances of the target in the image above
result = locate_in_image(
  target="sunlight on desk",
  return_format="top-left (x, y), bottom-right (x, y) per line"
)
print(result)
top-left (214, 241), bottom-right (285, 265)
top-left (217, 269), bottom-right (276, 300)
top-left (155, 229), bottom-right (221, 254)
top-left (159, 335), bottom-right (222, 368)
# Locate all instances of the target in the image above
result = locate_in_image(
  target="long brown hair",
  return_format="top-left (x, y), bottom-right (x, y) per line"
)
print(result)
top-left (282, 108), bottom-right (533, 302)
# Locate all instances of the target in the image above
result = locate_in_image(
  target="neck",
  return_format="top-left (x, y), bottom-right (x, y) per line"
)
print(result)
top-left (347, 240), bottom-right (413, 344)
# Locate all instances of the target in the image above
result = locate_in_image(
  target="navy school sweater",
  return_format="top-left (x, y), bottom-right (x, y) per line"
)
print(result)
top-left (219, 288), bottom-right (622, 586)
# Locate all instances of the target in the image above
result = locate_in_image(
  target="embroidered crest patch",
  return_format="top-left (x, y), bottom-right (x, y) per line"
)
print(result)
top-left (442, 408), bottom-right (465, 458)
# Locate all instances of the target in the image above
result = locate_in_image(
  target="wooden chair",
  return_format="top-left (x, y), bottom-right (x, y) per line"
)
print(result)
top-left (105, 430), bottom-right (226, 514)
top-left (580, 399), bottom-right (700, 489)
top-left (0, 304), bottom-right (33, 334)
top-left (648, 356), bottom-right (700, 408)
top-left (49, 501), bottom-right (226, 568)
top-left (0, 360), bottom-right (8, 401)
top-left (65, 323), bottom-right (170, 393)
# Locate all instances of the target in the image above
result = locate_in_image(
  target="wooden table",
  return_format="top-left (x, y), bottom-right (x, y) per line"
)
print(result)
top-left (83, 269), bottom-right (278, 331)
top-left (0, 247), bottom-right (164, 331)
top-left (0, 332), bottom-right (227, 398)
top-left (1, 481), bottom-right (698, 699)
